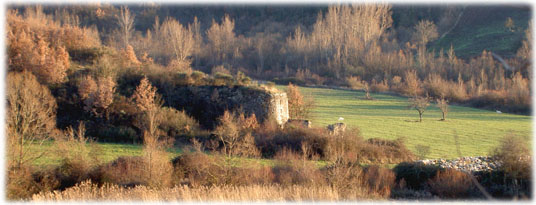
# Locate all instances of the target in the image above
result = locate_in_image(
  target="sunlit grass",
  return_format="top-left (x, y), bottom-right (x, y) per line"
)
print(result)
top-left (28, 141), bottom-right (329, 168)
top-left (278, 85), bottom-right (532, 159)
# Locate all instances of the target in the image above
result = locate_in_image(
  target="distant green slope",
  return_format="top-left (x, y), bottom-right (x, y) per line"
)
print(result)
top-left (430, 5), bottom-right (531, 59)
top-left (278, 85), bottom-right (532, 159)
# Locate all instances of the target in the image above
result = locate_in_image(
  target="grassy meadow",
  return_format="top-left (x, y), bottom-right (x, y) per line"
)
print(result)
top-left (29, 141), bottom-right (330, 168)
top-left (278, 85), bottom-right (532, 159)
top-left (29, 141), bottom-right (181, 167)
top-left (30, 85), bottom-right (532, 167)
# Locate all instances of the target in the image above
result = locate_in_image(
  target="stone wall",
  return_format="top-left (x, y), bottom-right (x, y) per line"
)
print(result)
top-left (417, 156), bottom-right (502, 173)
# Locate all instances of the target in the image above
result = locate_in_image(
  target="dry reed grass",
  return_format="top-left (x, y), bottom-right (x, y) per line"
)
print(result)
top-left (32, 180), bottom-right (387, 201)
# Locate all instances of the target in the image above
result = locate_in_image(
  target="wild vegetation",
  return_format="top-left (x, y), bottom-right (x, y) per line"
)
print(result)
top-left (5, 3), bottom-right (532, 201)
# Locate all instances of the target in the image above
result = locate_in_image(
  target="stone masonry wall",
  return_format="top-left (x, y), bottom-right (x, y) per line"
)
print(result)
top-left (166, 86), bottom-right (289, 129)
top-left (269, 92), bottom-right (290, 126)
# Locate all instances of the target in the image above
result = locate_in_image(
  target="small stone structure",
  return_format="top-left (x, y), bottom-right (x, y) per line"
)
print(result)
top-left (286, 119), bottom-right (312, 128)
top-left (327, 123), bottom-right (346, 135)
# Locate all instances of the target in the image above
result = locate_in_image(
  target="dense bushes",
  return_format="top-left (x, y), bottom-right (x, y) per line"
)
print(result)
top-left (158, 107), bottom-right (201, 140)
top-left (8, 132), bottom-right (531, 200)
top-left (172, 151), bottom-right (274, 187)
top-left (473, 134), bottom-right (533, 199)
top-left (427, 169), bottom-right (476, 199)
top-left (254, 124), bottom-right (415, 164)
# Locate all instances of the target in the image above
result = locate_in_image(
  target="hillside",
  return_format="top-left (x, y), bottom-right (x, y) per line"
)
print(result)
top-left (429, 5), bottom-right (531, 59)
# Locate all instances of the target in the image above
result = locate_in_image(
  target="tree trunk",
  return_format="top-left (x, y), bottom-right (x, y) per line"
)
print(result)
top-left (419, 112), bottom-right (423, 122)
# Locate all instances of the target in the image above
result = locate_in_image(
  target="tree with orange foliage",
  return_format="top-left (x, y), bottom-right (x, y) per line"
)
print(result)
top-left (214, 111), bottom-right (260, 158)
top-left (403, 70), bottom-right (421, 97)
top-left (131, 77), bottom-right (173, 187)
top-left (287, 83), bottom-right (315, 119)
top-left (79, 75), bottom-right (116, 117)
top-left (131, 77), bottom-right (164, 140)
top-left (122, 44), bottom-right (141, 67)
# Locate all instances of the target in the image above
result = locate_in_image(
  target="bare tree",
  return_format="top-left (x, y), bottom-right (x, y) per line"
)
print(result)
top-left (189, 16), bottom-right (203, 67)
top-left (436, 98), bottom-right (449, 121)
top-left (7, 71), bottom-right (57, 169)
top-left (116, 6), bottom-right (135, 48)
top-left (206, 15), bottom-right (237, 66)
top-left (408, 95), bottom-right (430, 122)
top-left (362, 81), bottom-right (373, 100)
top-left (412, 20), bottom-right (438, 47)
top-left (160, 17), bottom-right (194, 65)
top-left (214, 111), bottom-right (241, 158)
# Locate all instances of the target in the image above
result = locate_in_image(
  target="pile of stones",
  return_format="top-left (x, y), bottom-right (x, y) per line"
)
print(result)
top-left (417, 156), bottom-right (502, 173)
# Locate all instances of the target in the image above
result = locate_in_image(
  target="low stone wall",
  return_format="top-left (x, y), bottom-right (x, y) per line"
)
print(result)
top-left (417, 156), bottom-right (502, 173)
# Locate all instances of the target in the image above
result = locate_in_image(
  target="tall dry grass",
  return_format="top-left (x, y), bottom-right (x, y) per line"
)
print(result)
top-left (32, 180), bottom-right (387, 201)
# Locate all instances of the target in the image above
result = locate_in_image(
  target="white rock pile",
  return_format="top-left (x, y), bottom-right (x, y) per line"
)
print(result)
top-left (417, 156), bottom-right (502, 173)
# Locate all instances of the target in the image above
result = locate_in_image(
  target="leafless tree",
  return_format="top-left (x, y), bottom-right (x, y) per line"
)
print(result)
top-left (160, 17), bottom-right (194, 64)
top-left (436, 98), bottom-right (449, 121)
top-left (206, 15), bottom-right (237, 66)
top-left (412, 20), bottom-right (438, 47)
top-left (7, 71), bottom-right (57, 169)
top-left (408, 95), bottom-right (430, 122)
top-left (363, 81), bottom-right (373, 100)
top-left (116, 6), bottom-right (135, 48)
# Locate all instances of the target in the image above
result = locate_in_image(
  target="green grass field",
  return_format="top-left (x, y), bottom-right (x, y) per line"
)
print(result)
top-left (278, 85), bottom-right (532, 159)
top-left (29, 141), bottom-right (328, 168)
top-left (30, 141), bottom-right (182, 167)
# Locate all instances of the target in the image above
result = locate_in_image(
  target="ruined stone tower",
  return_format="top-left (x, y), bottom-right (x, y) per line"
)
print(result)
top-left (268, 92), bottom-right (289, 126)
top-left (168, 85), bottom-right (289, 129)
